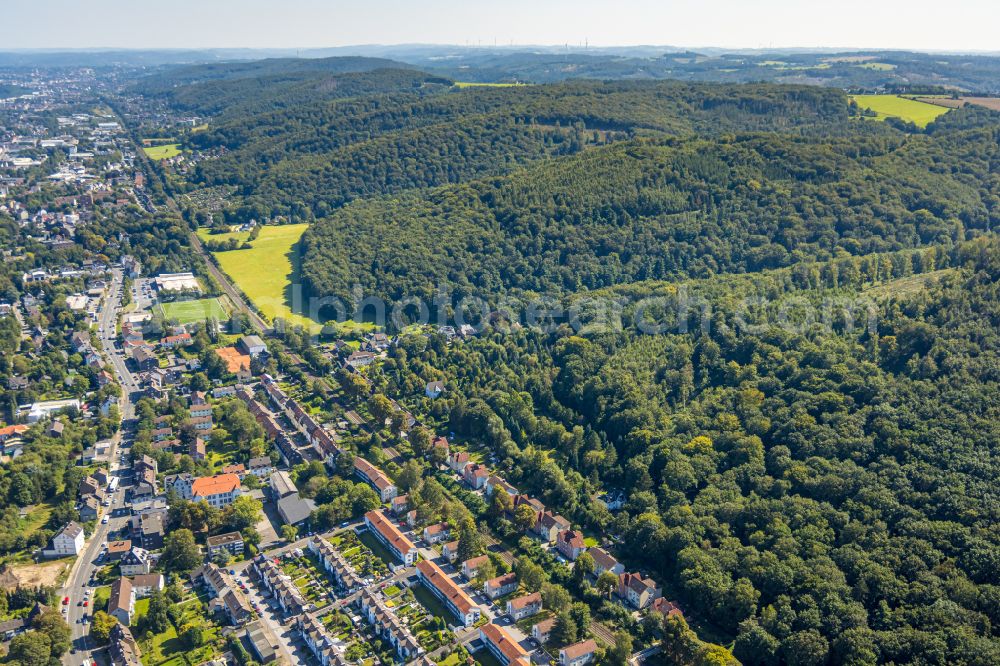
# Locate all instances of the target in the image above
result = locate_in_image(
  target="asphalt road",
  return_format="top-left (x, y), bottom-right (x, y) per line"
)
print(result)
top-left (61, 270), bottom-right (138, 665)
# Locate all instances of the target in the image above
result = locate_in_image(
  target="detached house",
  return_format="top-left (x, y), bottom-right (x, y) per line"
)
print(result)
top-left (589, 547), bottom-right (624, 577)
top-left (120, 547), bottom-right (153, 576)
top-left (108, 577), bottom-right (135, 626)
top-left (463, 463), bottom-right (489, 490)
top-left (506, 592), bottom-right (543, 621)
top-left (422, 523), bottom-right (450, 545)
top-left (556, 530), bottom-right (587, 561)
top-left (617, 572), bottom-right (662, 610)
top-left (485, 572), bottom-right (518, 600)
top-left (447, 451), bottom-right (470, 472)
top-left (559, 640), bottom-right (598, 666)
top-left (535, 510), bottom-right (570, 543)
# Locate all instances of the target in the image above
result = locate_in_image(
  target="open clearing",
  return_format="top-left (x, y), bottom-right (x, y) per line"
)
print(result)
top-left (851, 95), bottom-right (949, 127)
top-left (8, 559), bottom-right (71, 588)
top-left (206, 224), bottom-right (320, 331)
top-left (157, 297), bottom-right (228, 323)
top-left (143, 143), bottom-right (182, 159)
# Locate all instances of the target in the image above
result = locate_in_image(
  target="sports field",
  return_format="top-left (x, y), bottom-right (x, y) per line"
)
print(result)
top-left (208, 223), bottom-right (320, 331)
top-left (158, 297), bottom-right (228, 323)
top-left (851, 95), bottom-right (949, 128)
top-left (143, 143), bottom-right (182, 159)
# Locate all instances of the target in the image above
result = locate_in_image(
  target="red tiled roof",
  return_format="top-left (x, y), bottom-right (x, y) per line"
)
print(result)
top-left (191, 473), bottom-right (240, 498)
top-left (365, 510), bottom-right (415, 556)
top-left (481, 623), bottom-right (530, 666)
top-left (416, 559), bottom-right (477, 615)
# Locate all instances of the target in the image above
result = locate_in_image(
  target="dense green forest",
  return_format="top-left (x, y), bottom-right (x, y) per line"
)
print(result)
top-left (181, 80), bottom-right (848, 221)
top-left (136, 66), bottom-right (452, 119)
top-left (370, 239), bottom-right (1000, 664)
top-left (301, 105), bottom-right (998, 304)
top-left (136, 64), bottom-right (1000, 663)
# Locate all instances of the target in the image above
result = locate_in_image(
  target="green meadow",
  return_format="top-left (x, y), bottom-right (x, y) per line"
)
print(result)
top-left (851, 94), bottom-right (949, 127)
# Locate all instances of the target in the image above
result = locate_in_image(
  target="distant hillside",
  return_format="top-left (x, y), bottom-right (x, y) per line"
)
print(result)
top-left (405, 49), bottom-right (1000, 93)
top-left (140, 67), bottom-right (451, 119)
top-left (132, 55), bottom-right (413, 92)
top-left (186, 80), bottom-right (850, 221)
top-left (300, 107), bottom-right (998, 303)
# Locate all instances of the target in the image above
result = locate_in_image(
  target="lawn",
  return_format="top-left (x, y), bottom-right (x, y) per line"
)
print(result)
top-left (143, 144), bottom-right (182, 160)
top-left (157, 297), bottom-right (228, 324)
top-left (411, 583), bottom-right (455, 623)
top-left (851, 94), bottom-right (949, 128)
top-left (206, 223), bottom-right (322, 331)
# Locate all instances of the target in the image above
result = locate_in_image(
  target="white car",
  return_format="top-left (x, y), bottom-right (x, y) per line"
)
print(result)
top-left (101, 516), bottom-right (110, 524)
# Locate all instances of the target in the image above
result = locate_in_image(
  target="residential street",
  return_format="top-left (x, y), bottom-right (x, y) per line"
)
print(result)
top-left (61, 270), bottom-right (137, 665)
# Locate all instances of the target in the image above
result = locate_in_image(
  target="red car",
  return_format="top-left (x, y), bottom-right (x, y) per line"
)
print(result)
top-left (62, 597), bottom-right (69, 605)
top-left (83, 600), bottom-right (89, 607)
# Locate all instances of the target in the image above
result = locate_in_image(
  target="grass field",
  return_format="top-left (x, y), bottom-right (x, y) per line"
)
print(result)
top-left (851, 94), bottom-right (949, 128)
top-left (207, 224), bottom-right (320, 331)
top-left (143, 143), bottom-right (182, 160)
top-left (157, 297), bottom-right (228, 324)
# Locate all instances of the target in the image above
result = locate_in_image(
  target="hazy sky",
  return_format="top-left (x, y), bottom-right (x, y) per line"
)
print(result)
top-left (7, 0), bottom-right (999, 51)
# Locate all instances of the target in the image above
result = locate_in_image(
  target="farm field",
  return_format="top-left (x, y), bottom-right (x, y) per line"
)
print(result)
top-left (851, 94), bottom-right (949, 127)
top-left (143, 143), bottom-right (182, 159)
top-left (206, 223), bottom-right (320, 331)
top-left (157, 297), bottom-right (228, 323)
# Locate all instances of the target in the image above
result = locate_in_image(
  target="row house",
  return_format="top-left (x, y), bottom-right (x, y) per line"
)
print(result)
top-left (308, 536), bottom-right (361, 591)
top-left (192, 563), bottom-right (253, 625)
top-left (415, 559), bottom-right (481, 627)
top-left (254, 557), bottom-right (309, 616)
top-left (354, 457), bottom-right (397, 502)
top-left (356, 588), bottom-right (422, 661)
top-left (479, 623), bottom-right (530, 666)
top-left (364, 510), bottom-right (417, 565)
top-left (296, 613), bottom-right (350, 666)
